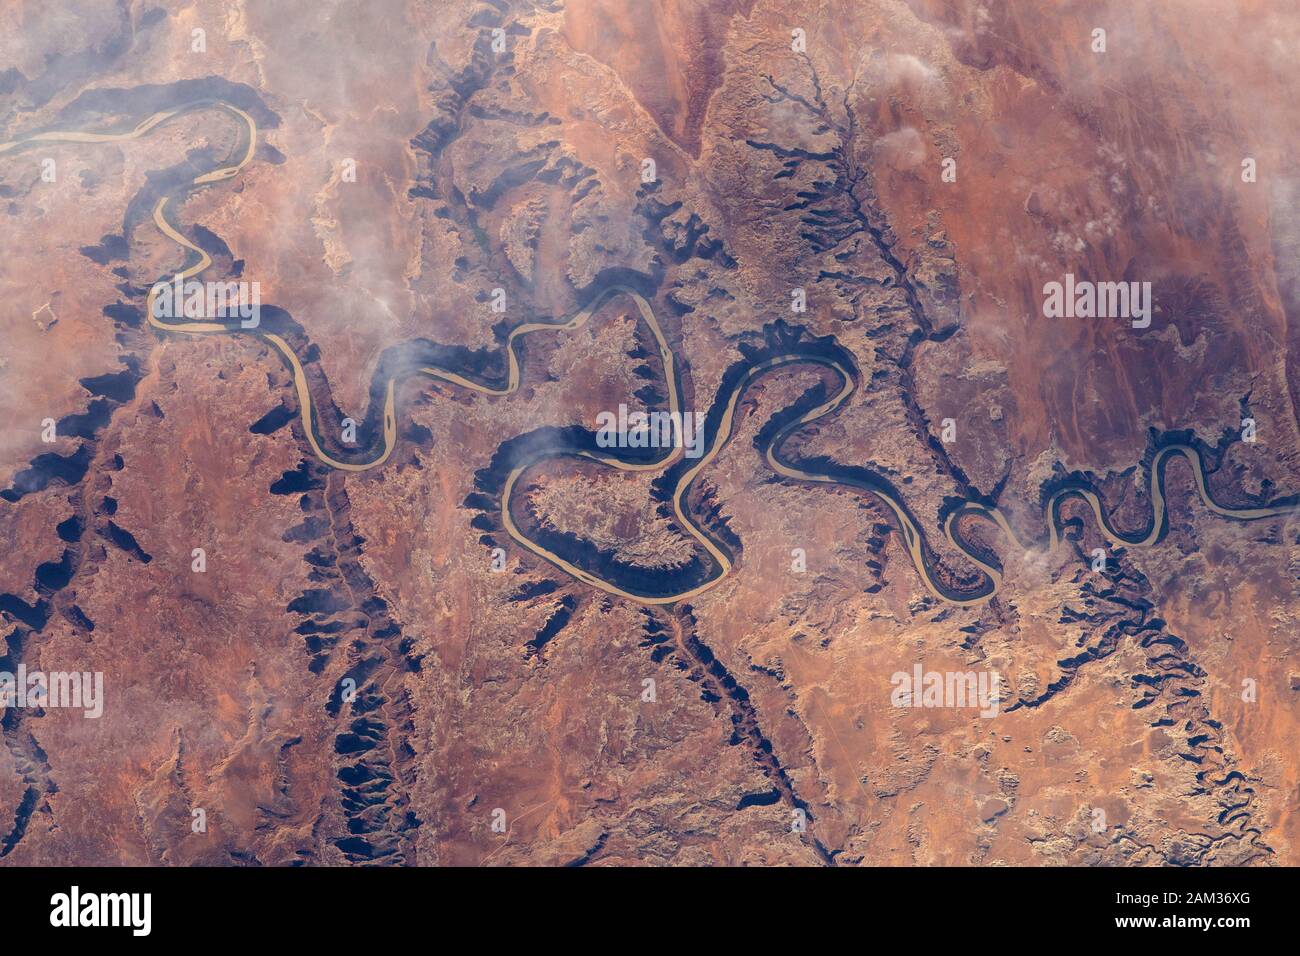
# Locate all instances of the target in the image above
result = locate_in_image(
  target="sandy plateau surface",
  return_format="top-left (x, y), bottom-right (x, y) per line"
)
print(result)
top-left (0, 0), bottom-right (1297, 866)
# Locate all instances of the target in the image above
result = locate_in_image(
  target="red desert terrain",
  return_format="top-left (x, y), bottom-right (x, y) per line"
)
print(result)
top-left (0, 0), bottom-right (1297, 867)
